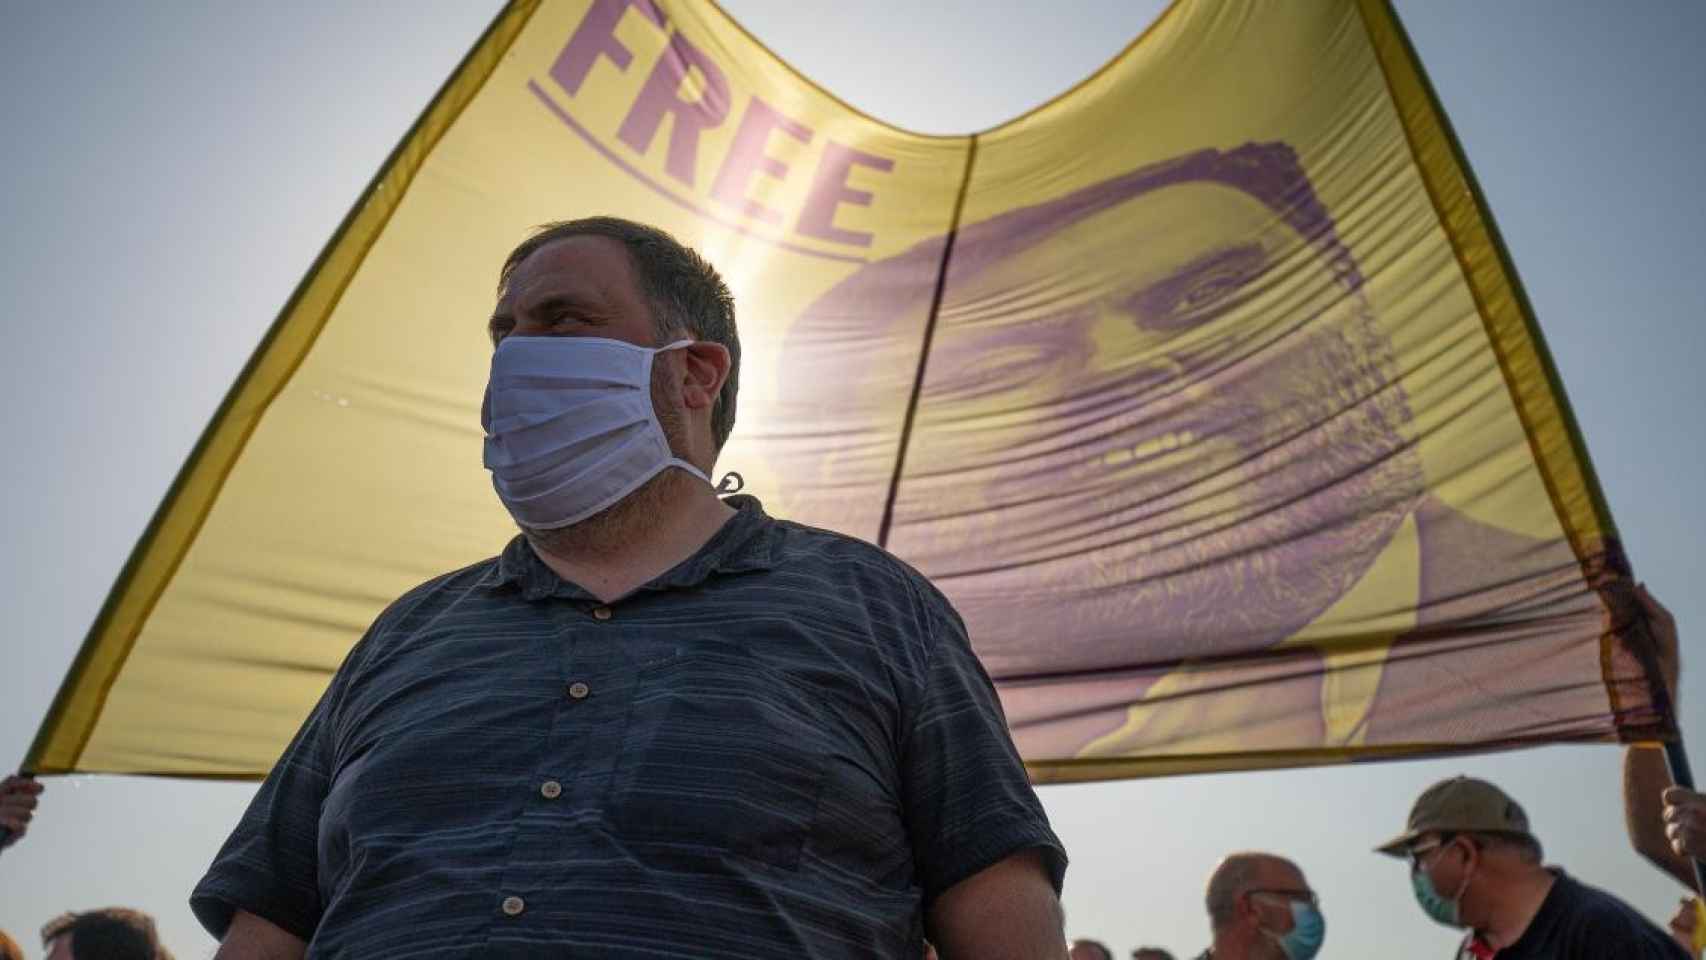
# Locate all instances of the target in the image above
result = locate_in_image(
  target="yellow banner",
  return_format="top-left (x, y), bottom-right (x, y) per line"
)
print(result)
top-left (27, 0), bottom-right (1669, 781)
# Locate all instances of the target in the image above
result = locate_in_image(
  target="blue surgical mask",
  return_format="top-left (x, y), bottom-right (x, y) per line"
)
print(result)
top-left (1264, 900), bottom-right (1326, 960)
top-left (1411, 868), bottom-right (1466, 928)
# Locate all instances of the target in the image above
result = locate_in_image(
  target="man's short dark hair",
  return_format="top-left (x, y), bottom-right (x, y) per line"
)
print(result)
top-left (498, 217), bottom-right (741, 450)
top-left (41, 908), bottom-right (171, 960)
top-left (1133, 949), bottom-right (1177, 960)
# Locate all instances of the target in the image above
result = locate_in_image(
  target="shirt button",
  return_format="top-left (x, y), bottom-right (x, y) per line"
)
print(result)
top-left (501, 895), bottom-right (525, 917)
top-left (567, 681), bottom-right (591, 700)
top-left (591, 606), bottom-right (612, 620)
top-left (540, 780), bottom-right (562, 800)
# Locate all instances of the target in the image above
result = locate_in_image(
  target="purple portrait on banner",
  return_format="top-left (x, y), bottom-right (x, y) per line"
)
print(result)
top-left (763, 143), bottom-right (1585, 765)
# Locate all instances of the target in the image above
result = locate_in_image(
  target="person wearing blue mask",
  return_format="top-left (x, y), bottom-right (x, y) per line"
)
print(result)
top-left (1380, 775), bottom-right (1687, 958)
top-left (1195, 853), bottom-right (1325, 960)
top-left (190, 217), bottom-right (1068, 959)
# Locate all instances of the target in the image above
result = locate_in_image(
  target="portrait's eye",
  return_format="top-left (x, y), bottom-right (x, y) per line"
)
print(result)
top-left (938, 343), bottom-right (1060, 402)
top-left (1178, 270), bottom-right (1245, 310)
top-left (1127, 243), bottom-right (1267, 332)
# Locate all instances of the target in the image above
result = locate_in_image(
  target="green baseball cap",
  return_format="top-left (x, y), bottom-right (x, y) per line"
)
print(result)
top-left (1375, 775), bottom-right (1535, 857)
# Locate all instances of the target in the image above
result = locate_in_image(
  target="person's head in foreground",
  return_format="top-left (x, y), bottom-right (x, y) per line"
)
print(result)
top-left (1203, 852), bottom-right (1324, 960)
top-left (1380, 775), bottom-right (1690, 957)
top-left (487, 216), bottom-right (742, 546)
top-left (41, 908), bottom-right (171, 960)
top-left (1132, 948), bottom-right (1176, 960)
top-left (1069, 939), bottom-right (1114, 960)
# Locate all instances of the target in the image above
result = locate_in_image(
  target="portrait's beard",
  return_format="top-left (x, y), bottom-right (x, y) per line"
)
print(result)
top-left (894, 298), bottom-right (1423, 675)
top-left (523, 366), bottom-right (695, 559)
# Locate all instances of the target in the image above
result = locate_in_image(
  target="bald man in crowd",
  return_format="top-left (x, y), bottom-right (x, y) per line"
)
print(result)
top-left (1196, 853), bottom-right (1324, 960)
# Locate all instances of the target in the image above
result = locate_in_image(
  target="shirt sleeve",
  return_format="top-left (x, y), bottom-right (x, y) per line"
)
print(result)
top-left (189, 670), bottom-right (344, 943)
top-left (898, 585), bottom-right (1067, 905)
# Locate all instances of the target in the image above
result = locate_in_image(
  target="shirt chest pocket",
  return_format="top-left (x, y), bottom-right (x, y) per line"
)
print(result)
top-left (609, 640), bottom-right (829, 870)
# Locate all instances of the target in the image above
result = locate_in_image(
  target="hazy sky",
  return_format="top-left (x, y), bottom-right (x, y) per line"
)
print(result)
top-left (2, 2), bottom-right (1704, 958)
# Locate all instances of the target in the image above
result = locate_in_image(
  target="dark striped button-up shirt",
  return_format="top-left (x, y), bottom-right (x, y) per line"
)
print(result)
top-left (191, 495), bottom-right (1064, 958)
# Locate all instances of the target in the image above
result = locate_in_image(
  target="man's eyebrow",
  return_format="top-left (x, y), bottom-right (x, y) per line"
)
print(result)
top-left (521, 291), bottom-right (609, 322)
top-left (538, 292), bottom-right (603, 314)
top-left (488, 291), bottom-right (611, 338)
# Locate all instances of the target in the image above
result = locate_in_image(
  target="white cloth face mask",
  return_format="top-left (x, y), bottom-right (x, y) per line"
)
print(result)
top-left (481, 336), bottom-right (711, 530)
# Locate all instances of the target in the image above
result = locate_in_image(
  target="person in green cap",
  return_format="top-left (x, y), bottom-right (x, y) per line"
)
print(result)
top-left (1379, 774), bottom-right (1686, 958)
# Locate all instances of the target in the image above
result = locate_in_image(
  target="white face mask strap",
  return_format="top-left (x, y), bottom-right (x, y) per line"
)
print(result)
top-left (665, 458), bottom-right (711, 486)
top-left (1450, 851), bottom-right (1476, 905)
top-left (639, 339), bottom-right (696, 386)
top-left (655, 338), bottom-right (733, 498)
top-left (653, 339), bottom-right (712, 492)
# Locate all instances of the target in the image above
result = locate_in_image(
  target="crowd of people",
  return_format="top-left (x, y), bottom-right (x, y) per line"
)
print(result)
top-left (1049, 768), bottom-right (1706, 960)
top-left (12, 762), bottom-right (1706, 957)
top-left (2, 218), bottom-right (1704, 958)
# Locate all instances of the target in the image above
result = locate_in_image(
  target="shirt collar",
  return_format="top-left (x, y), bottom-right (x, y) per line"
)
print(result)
top-left (1463, 868), bottom-right (1567, 958)
top-left (477, 494), bottom-right (780, 601)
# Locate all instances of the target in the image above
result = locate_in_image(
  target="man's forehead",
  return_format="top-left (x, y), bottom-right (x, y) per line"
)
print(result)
top-left (1250, 856), bottom-right (1305, 887)
top-left (1039, 186), bottom-right (1284, 265)
top-left (949, 185), bottom-right (1288, 304)
top-left (499, 234), bottom-right (631, 308)
top-left (1271, 861), bottom-right (1308, 887)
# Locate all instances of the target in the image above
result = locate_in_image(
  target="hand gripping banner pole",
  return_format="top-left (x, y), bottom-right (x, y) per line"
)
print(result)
top-left (1663, 740), bottom-right (1706, 896)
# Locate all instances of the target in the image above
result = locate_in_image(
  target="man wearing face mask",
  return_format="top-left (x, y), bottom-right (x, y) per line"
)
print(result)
top-left (1379, 775), bottom-right (1686, 958)
top-left (1194, 853), bottom-right (1325, 960)
top-left (190, 218), bottom-right (1068, 959)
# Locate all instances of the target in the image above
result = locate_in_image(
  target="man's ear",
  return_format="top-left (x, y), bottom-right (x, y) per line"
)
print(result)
top-left (1457, 837), bottom-right (1481, 873)
top-left (679, 341), bottom-right (730, 411)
